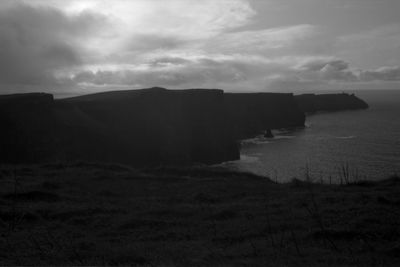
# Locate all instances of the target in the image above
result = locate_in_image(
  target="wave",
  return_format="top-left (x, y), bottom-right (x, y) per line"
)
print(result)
top-left (274, 135), bottom-right (296, 140)
top-left (217, 154), bottom-right (260, 166)
top-left (241, 137), bottom-right (271, 145)
top-left (239, 155), bottom-right (260, 163)
top-left (315, 135), bottom-right (357, 140)
top-left (242, 134), bottom-right (296, 144)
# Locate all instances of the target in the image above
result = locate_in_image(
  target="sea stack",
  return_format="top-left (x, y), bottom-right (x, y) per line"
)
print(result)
top-left (264, 129), bottom-right (274, 138)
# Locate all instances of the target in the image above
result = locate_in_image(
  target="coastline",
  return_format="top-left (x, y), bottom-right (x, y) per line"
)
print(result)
top-left (225, 101), bottom-right (400, 183)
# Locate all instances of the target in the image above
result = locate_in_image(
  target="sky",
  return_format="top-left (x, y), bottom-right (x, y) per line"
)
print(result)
top-left (1, 0), bottom-right (400, 94)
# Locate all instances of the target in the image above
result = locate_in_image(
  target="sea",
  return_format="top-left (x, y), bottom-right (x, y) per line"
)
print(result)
top-left (222, 90), bottom-right (400, 183)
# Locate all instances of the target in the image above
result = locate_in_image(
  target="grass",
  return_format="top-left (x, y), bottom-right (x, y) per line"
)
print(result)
top-left (0, 162), bottom-right (399, 266)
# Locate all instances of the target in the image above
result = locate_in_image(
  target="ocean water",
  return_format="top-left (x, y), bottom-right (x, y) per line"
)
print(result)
top-left (222, 90), bottom-right (400, 183)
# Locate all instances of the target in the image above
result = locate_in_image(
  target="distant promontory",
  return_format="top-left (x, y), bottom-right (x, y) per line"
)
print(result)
top-left (295, 93), bottom-right (369, 113)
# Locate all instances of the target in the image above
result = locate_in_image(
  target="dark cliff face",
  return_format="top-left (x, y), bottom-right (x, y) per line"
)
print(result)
top-left (224, 93), bottom-right (306, 139)
top-left (295, 93), bottom-right (369, 113)
top-left (61, 87), bottom-right (239, 165)
top-left (0, 88), bottom-right (239, 165)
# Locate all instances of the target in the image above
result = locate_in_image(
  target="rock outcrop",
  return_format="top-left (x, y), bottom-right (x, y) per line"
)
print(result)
top-left (295, 93), bottom-right (369, 113)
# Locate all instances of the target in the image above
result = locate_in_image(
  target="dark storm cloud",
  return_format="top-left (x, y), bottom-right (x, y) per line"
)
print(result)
top-left (0, 3), bottom-right (106, 85)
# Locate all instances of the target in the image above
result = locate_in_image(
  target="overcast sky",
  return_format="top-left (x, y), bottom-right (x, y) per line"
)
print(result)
top-left (1, 0), bottom-right (400, 94)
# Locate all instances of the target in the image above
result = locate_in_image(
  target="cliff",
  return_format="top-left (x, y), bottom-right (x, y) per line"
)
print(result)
top-left (295, 93), bottom-right (369, 113)
top-left (2, 90), bottom-right (370, 166)
top-left (224, 93), bottom-right (305, 139)
top-left (0, 90), bottom-right (370, 166)
top-left (0, 88), bottom-right (239, 165)
top-left (60, 87), bottom-right (239, 165)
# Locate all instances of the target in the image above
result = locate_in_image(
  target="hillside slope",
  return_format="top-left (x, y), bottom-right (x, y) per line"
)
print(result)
top-left (0, 163), bottom-right (398, 266)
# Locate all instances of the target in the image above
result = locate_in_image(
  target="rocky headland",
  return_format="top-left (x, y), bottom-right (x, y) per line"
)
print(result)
top-left (295, 93), bottom-right (369, 113)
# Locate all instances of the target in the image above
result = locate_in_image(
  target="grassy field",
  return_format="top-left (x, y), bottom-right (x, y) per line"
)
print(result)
top-left (0, 163), bottom-right (399, 266)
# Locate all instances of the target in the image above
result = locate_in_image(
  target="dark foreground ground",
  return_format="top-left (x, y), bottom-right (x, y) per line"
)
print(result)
top-left (0, 163), bottom-right (399, 266)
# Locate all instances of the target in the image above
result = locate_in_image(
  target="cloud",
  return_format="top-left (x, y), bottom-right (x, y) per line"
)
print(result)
top-left (0, 2), bottom-right (108, 84)
top-left (295, 58), bottom-right (358, 82)
top-left (66, 51), bottom-right (400, 93)
top-left (126, 35), bottom-right (189, 52)
top-left (70, 54), bottom-right (302, 89)
top-left (43, 0), bottom-right (255, 38)
top-left (335, 24), bottom-right (400, 69)
top-left (205, 24), bottom-right (320, 54)
top-left (149, 57), bottom-right (192, 68)
top-left (72, 69), bottom-right (205, 87)
top-left (1, 0), bottom-right (400, 93)
top-left (0, 0), bottom-right (256, 88)
top-left (359, 66), bottom-right (400, 81)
